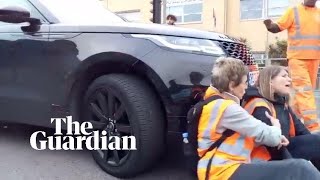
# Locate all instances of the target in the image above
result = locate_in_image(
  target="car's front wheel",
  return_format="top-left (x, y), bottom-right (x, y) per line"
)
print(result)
top-left (83, 74), bottom-right (166, 178)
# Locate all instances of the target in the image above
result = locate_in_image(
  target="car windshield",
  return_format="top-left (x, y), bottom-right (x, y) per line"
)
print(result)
top-left (38, 0), bottom-right (125, 24)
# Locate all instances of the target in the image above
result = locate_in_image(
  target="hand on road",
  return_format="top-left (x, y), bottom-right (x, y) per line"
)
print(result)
top-left (265, 111), bottom-right (281, 129)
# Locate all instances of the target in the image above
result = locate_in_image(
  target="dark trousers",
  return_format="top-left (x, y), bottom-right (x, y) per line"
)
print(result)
top-left (230, 134), bottom-right (320, 180)
top-left (287, 134), bottom-right (320, 160)
top-left (230, 159), bottom-right (320, 180)
top-left (287, 134), bottom-right (320, 170)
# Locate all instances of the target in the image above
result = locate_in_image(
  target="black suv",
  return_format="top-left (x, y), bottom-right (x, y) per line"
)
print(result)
top-left (0, 0), bottom-right (259, 178)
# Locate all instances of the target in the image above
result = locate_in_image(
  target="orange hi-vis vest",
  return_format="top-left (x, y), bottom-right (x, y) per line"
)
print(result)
top-left (197, 88), bottom-right (255, 180)
top-left (277, 4), bottom-right (320, 59)
top-left (243, 97), bottom-right (296, 162)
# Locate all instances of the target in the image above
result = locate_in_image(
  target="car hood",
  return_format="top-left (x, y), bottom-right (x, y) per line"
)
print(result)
top-left (51, 22), bottom-right (242, 43)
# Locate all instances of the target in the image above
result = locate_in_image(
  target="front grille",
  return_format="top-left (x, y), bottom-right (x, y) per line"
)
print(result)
top-left (218, 41), bottom-right (255, 65)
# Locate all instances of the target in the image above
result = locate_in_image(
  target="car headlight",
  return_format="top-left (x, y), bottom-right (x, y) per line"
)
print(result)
top-left (131, 34), bottom-right (226, 56)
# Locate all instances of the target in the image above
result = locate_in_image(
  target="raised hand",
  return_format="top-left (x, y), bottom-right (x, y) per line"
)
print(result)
top-left (265, 111), bottom-right (281, 129)
top-left (263, 19), bottom-right (272, 27)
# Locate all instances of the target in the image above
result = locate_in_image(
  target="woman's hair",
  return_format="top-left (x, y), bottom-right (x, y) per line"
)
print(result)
top-left (255, 65), bottom-right (288, 101)
top-left (211, 57), bottom-right (249, 93)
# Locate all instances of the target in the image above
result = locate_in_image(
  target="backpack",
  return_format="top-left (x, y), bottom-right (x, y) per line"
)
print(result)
top-left (183, 95), bottom-right (235, 180)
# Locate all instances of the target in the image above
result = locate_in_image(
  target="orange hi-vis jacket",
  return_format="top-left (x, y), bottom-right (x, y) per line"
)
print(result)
top-left (243, 97), bottom-right (296, 162)
top-left (276, 4), bottom-right (320, 59)
top-left (197, 88), bottom-right (255, 180)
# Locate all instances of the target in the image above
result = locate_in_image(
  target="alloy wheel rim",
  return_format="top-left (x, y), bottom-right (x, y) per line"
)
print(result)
top-left (87, 88), bottom-right (132, 167)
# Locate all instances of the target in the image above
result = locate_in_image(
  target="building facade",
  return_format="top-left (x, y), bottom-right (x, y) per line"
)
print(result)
top-left (101, 0), bottom-right (318, 61)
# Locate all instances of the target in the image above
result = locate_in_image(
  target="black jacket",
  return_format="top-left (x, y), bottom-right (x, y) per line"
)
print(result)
top-left (242, 87), bottom-right (310, 159)
top-left (243, 86), bottom-right (310, 138)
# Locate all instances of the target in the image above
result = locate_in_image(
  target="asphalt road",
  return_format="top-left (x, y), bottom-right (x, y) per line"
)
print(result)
top-left (0, 123), bottom-right (195, 180)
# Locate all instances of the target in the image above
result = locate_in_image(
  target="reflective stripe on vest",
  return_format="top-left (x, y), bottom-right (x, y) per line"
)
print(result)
top-left (243, 97), bottom-right (297, 163)
top-left (304, 118), bottom-right (319, 126)
top-left (244, 98), bottom-right (276, 116)
top-left (291, 7), bottom-right (320, 40)
top-left (198, 155), bottom-right (231, 169)
top-left (302, 109), bottom-right (318, 116)
top-left (244, 97), bottom-right (296, 137)
top-left (198, 135), bottom-right (252, 167)
top-left (289, 46), bottom-right (320, 51)
top-left (200, 99), bottom-right (225, 142)
top-left (243, 98), bottom-right (274, 162)
top-left (197, 98), bottom-right (253, 168)
top-left (198, 137), bottom-right (251, 158)
top-left (295, 85), bottom-right (313, 92)
top-left (288, 6), bottom-right (320, 51)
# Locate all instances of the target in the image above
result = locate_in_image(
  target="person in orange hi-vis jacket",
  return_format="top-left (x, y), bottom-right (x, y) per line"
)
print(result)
top-left (263, 0), bottom-right (320, 133)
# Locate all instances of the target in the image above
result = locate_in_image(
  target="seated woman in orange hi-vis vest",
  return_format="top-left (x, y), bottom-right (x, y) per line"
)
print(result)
top-left (242, 65), bottom-right (320, 171)
top-left (263, 0), bottom-right (320, 133)
top-left (196, 57), bottom-right (320, 180)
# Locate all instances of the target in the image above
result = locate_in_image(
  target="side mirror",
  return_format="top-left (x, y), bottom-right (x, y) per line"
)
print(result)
top-left (0, 6), bottom-right (41, 32)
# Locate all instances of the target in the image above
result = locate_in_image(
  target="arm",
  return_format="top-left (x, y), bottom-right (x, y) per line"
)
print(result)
top-left (252, 107), bottom-right (273, 126)
top-left (217, 103), bottom-right (282, 147)
top-left (288, 107), bottom-right (311, 135)
top-left (264, 20), bottom-right (282, 33)
top-left (252, 106), bottom-right (310, 135)
top-left (263, 7), bottom-right (294, 33)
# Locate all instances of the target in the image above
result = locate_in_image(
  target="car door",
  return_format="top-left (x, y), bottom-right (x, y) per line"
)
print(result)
top-left (0, 0), bottom-right (51, 126)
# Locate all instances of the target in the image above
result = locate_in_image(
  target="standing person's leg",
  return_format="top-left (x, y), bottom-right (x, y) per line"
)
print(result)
top-left (229, 159), bottom-right (320, 180)
top-left (288, 59), bottom-right (320, 133)
top-left (308, 59), bottom-right (320, 134)
top-left (307, 59), bottom-right (320, 89)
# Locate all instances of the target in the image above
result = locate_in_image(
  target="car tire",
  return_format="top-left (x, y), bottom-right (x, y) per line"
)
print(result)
top-left (82, 74), bottom-right (166, 178)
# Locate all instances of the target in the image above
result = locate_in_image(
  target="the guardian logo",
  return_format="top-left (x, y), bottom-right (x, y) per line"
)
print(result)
top-left (29, 116), bottom-right (137, 151)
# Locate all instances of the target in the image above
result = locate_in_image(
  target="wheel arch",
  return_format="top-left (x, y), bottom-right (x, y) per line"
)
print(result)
top-left (67, 52), bottom-right (171, 129)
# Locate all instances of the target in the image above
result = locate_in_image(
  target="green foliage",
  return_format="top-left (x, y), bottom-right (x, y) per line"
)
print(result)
top-left (268, 39), bottom-right (287, 58)
top-left (238, 37), bottom-right (251, 50)
top-left (268, 39), bottom-right (288, 66)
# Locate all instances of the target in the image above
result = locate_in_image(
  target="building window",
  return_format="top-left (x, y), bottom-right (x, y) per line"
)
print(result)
top-left (252, 52), bottom-right (268, 68)
top-left (268, 0), bottom-right (289, 17)
top-left (240, 0), bottom-right (289, 20)
top-left (252, 52), bottom-right (267, 62)
top-left (116, 10), bottom-right (141, 22)
top-left (166, 0), bottom-right (203, 23)
top-left (240, 0), bottom-right (263, 20)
